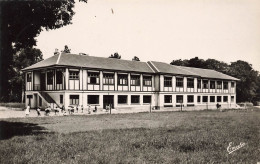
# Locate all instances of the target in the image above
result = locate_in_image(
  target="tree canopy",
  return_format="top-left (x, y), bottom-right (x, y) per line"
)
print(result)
top-left (170, 57), bottom-right (260, 104)
top-left (132, 56), bottom-right (140, 61)
top-left (0, 0), bottom-right (87, 101)
top-left (62, 45), bottom-right (71, 53)
top-left (11, 48), bottom-right (43, 102)
top-left (109, 52), bottom-right (121, 59)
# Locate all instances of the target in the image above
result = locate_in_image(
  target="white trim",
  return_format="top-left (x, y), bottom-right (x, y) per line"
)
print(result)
top-left (146, 62), bottom-right (155, 73)
top-left (148, 61), bottom-right (159, 72)
top-left (56, 53), bottom-right (62, 64)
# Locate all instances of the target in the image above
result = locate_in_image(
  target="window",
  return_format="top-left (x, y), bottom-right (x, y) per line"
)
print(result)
top-left (143, 95), bottom-right (151, 103)
top-left (56, 71), bottom-right (63, 84)
top-left (27, 73), bottom-right (32, 82)
top-left (103, 73), bottom-right (114, 85)
top-left (223, 82), bottom-right (228, 89)
top-left (88, 72), bottom-right (99, 84)
top-left (210, 81), bottom-right (215, 89)
top-left (118, 95), bottom-right (127, 104)
top-left (210, 96), bottom-right (215, 102)
top-left (231, 82), bottom-right (235, 88)
top-left (131, 95), bottom-right (140, 103)
top-left (187, 95), bottom-right (194, 103)
top-left (118, 74), bottom-right (128, 85)
top-left (197, 79), bottom-right (201, 89)
top-left (176, 77), bottom-right (183, 87)
top-left (164, 95), bottom-right (172, 103)
top-left (203, 96), bottom-right (208, 103)
top-left (217, 81), bottom-right (222, 89)
top-left (223, 96), bottom-right (228, 102)
top-left (131, 75), bottom-right (140, 86)
top-left (88, 95), bottom-right (99, 104)
top-left (197, 96), bottom-right (201, 103)
top-left (47, 71), bottom-right (53, 85)
top-left (203, 80), bottom-right (208, 89)
top-left (176, 95), bottom-right (183, 103)
top-left (164, 76), bottom-right (172, 87)
top-left (69, 71), bottom-right (79, 80)
top-left (143, 76), bottom-right (152, 86)
top-left (187, 78), bottom-right (194, 88)
top-left (231, 96), bottom-right (234, 102)
top-left (217, 96), bottom-right (222, 102)
top-left (60, 95), bottom-right (63, 104)
top-left (70, 95), bottom-right (79, 105)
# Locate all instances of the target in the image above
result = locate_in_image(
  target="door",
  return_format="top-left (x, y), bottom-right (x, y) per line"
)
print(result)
top-left (103, 95), bottom-right (114, 109)
top-left (40, 73), bottom-right (46, 90)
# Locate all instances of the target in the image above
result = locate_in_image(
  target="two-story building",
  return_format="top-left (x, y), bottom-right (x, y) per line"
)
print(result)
top-left (22, 53), bottom-right (239, 111)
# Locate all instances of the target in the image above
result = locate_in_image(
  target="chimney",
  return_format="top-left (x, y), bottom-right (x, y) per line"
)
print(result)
top-left (54, 48), bottom-right (60, 56)
top-left (79, 53), bottom-right (88, 56)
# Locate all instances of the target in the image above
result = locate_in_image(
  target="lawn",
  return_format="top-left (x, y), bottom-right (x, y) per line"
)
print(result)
top-left (0, 110), bottom-right (259, 163)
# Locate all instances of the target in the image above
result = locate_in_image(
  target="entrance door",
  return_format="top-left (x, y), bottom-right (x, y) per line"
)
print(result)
top-left (40, 73), bottom-right (46, 90)
top-left (103, 95), bottom-right (114, 109)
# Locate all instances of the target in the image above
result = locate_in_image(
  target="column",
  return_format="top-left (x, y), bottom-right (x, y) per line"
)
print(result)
top-left (215, 81), bottom-right (217, 93)
top-left (183, 77), bottom-right (187, 92)
top-left (79, 69), bottom-right (83, 90)
top-left (100, 71), bottom-right (103, 90)
top-left (208, 80), bottom-right (210, 93)
top-left (114, 94), bottom-right (118, 108)
top-left (172, 76), bottom-right (176, 91)
top-left (65, 68), bottom-right (69, 90)
top-left (194, 78), bottom-right (198, 92)
top-left (114, 72), bottom-right (118, 91)
top-left (128, 73), bottom-right (131, 91)
top-left (140, 74), bottom-right (143, 91)
top-left (54, 69), bottom-right (56, 90)
top-left (99, 94), bottom-right (103, 109)
top-left (32, 71), bottom-right (34, 90)
top-left (128, 94), bottom-right (131, 105)
top-left (160, 75), bottom-right (164, 91)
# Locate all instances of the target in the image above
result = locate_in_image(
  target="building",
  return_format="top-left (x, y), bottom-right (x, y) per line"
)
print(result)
top-left (22, 53), bottom-right (239, 112)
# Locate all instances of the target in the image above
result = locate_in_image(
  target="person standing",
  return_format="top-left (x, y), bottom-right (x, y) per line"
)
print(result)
top-left (36, 107), bottom-right (41, 116)
top-left (54, 106), bottom-right (59, 115)
top-left (81, 105), bottom-right (84, 113)
top-left (25, 105), bottom-right (30, 117)
top-left (61, 105), bottom-right (65, 113)
top-left (88, 104), bottom-right (91, 114)
top-left (76, 105), bottom-right (79, 113)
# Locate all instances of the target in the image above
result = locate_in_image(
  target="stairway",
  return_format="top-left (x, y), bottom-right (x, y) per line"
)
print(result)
top-left (38, 92), bottom-right (60, 108)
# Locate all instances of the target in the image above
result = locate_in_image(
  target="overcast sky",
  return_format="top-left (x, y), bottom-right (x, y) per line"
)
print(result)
top-left (36, 0), bottom-right (260, 71)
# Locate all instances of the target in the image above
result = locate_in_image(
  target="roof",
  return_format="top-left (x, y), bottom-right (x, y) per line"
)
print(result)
top-left (149, 61), bottom-right (239, 81)
top-left (22, 53), bottom-right (239, 81)
top-left (22, 53), bottom-right (154, 73)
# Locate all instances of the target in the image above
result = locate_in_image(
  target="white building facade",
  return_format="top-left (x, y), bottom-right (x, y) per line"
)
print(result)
top-left (23, 53), bottom-right (238, 111)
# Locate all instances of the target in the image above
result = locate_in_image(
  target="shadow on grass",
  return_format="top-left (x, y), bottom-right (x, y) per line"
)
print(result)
top-left (0, 121), bottom-right (50, 140)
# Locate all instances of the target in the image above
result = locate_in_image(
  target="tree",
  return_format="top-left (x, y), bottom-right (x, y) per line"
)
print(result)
top-left (170, 59), bottom-right (189, 66)
top-left (188, 57), bottom-right (206, 68)
top-left (62, 45), bottom-right (71, 53)
top-left (227, 60), bottom-right (259, 103)
top-left (0, 0), bottom-right (87, 101)
top-left (109, 52), bottom-right (121, 59)
top-left (132, 56), bottom-right (140, 61)
top-left (204, 59), bottom-right (229, 74)
top-left (11, 48), bottom-right (43, 102)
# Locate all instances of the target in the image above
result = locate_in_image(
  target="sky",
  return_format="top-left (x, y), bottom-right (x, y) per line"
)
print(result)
top-left (36, 0), bottom-right (260, 71)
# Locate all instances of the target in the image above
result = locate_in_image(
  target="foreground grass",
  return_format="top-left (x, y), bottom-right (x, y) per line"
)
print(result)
top-left (0, 110), bottom-right (259, 163)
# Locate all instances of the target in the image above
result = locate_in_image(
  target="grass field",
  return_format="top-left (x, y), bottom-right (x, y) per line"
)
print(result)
top-left (0, 110), bottom-right (259, 163)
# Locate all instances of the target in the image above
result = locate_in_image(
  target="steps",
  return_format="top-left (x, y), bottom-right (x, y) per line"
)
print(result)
top-left (38, 92), bottom-right (60, 108)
